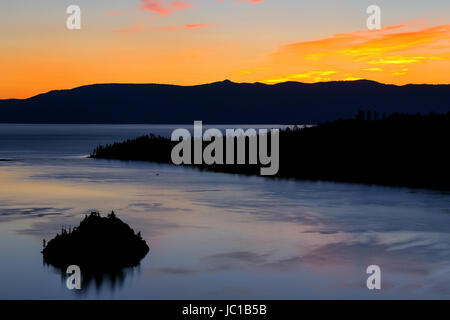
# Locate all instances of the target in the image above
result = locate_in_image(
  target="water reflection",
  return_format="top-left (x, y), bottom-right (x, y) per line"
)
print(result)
top-left (0, 124), bottom-right (450, 299)
top-left (45, 262), bottom-right (142, 295)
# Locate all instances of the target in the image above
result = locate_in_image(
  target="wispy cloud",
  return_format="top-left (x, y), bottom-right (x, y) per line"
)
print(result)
top-left (158, 23), bottom-right (214, 31)
top-left (116, 23), bottom-right (214, 34)
top-left (238, 0), bottom-right (266, 3)
top-left (234, 22), bottom-right (450, 84)
top-left (140, 0), bottom-right (192, 16)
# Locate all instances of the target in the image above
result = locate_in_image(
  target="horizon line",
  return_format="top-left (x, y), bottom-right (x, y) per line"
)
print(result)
top-left (2, 79), bottom-right (450, 101)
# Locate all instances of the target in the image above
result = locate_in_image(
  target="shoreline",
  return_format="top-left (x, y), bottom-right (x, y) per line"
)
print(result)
top-left (90, 112), bottom-right (450, 191)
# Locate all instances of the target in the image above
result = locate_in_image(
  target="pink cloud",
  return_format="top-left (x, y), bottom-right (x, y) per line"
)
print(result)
top-left (115, 24), bottom-right (149, 34)
top-left (158, 23), bottom-right (214, 30)
top-left (140, 0), bottom-right (192, 16)
top-left (116, 23), bottom-right (213, 33)
top-left (237, 0), bottom-right (265, 3)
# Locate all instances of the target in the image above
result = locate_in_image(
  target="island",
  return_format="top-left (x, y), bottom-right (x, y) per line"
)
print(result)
top-left (42, 211), bottom-right (150, 271)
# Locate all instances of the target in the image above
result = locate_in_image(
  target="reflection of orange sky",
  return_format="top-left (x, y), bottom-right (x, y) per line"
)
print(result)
top-left (1, 22), bottom-right (449, 99)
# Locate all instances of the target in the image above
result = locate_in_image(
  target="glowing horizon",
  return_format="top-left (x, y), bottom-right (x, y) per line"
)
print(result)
top-left (1, 0), bottom-right (449, 99)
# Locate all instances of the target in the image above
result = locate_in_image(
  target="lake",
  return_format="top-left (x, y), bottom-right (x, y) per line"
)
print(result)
top-left (0, 124), bottom-right (449, 299)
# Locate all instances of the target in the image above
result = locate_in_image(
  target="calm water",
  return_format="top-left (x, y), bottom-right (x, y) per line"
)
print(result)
top-left (0, 124), bottom-right (449, 299)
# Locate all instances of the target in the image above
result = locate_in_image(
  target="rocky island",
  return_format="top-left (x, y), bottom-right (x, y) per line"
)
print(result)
top-left (42, 211), bottom-right (149, 271)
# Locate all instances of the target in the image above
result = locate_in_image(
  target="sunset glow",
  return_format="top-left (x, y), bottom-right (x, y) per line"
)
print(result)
top-left (244, 23), bottom-right (450, 85)
top-left (1, 0), bottom-right (449, 99)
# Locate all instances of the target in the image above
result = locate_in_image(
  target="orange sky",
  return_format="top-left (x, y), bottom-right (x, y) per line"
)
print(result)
top-left (1, 1), bottom-right (449, 99)
top-left (241, 22), bottom-right (450, 85)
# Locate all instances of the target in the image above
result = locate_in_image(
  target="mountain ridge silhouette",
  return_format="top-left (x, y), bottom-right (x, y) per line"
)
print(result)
top-left (1, 80), bottom-right (449, 124)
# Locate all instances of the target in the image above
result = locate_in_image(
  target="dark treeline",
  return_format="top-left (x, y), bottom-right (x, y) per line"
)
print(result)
top-left (90, 112), bottom-right (450, 190)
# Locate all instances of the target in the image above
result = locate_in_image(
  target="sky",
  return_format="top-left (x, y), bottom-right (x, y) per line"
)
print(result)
top-left (1, 0), bottom-right (449, 99)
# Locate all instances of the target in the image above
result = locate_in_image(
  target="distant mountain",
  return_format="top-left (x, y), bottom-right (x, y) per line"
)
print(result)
top-left (1, 80), bottom-right (449, 124)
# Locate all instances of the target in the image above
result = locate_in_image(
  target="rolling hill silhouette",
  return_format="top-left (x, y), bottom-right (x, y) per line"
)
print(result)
top-left (1, 80), bottom-right (449, 124)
